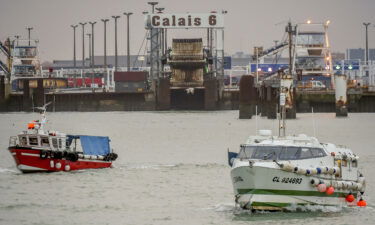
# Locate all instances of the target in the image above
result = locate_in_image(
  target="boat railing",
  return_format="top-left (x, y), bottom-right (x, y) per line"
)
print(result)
top-left (9, 136), bottom-right (18, 147)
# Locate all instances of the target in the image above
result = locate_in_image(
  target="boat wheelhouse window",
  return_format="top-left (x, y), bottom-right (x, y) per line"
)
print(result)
top-left (52, 138), bottom-right (58, 149)
top-left (252, 146), bottom-right (279, 160)
top-left (310, 148), bottom-right (326, 157)
top-left (352, 160), bottom-right (358, 168)
top-left (299, 148), bottom-right (313, 159)
top-left (20, 136), bottom-right (27, 145)
top-left (29, 137), bottom-right (38, 146)
top-left (239, 145), bottom-right (326, 160)
top-left (238, 146), bottom-right (256, 159)
top-left (58, 139), bottom-right (62, 148)
top-left (238, 146), bottom-right (280, 160)
top-left (41, 137), bottom-right (49, 146)
top-left (279, 147), bottom-right (326, 160)
top-left (279, 147), bottom-right (300, 160)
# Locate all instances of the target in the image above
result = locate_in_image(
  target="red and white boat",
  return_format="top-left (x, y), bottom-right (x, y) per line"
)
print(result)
top-left (8, 103), bottom-right (118, 173)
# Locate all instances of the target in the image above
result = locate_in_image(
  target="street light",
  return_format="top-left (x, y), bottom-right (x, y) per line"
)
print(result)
top-left (154, 7), bottom-right (164, 72)
top-left (363, 22), bottom-right (371, 64)
top-left (89, 22), bottom-right (97, 67)
top-left (148, 2), bottom-right (158, 13)
top-left (155, 7), bottom-right (164, 13)
top-left (124, 12), bottom-right (133, 71)
top-left (71, 25), bottom-right (78, 68)
top-left (86, 33), bottom-right (92, 67)
top-left (112, 15), bottom-right (121, 72)
top-left (101, 19), bottom-right (109, 69)
top-left (26, 27), bottom-right (33, 46)
top-left (274, 40), bottom-right (279, 64)
top-left (14, 35), bottom-right (20, 46)
top-left (79, 22), bottom-right (87, 68)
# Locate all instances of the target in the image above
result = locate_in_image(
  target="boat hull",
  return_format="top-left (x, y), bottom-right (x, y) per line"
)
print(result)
top-left (8, 147), bottom-right (112, 173)
top-left (231, 165), bottom-right (353, 210)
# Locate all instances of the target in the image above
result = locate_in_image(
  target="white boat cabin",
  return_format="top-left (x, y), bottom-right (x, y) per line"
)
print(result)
top-left (10, 132), bottom-right (68, 151)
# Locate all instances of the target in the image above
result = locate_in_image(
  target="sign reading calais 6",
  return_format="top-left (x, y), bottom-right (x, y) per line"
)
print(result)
top-left (145, 13), bottom-right (224, 29)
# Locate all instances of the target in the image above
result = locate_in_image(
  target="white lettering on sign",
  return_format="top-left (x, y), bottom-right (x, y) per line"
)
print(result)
top-left (145, 13), bottom-right (224, 29)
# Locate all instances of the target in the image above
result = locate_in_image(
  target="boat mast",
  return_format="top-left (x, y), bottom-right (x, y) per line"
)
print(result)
top-left (35, 102), bottom-right (51, 132)
top-left (279, 21), bottom-right (294, 137)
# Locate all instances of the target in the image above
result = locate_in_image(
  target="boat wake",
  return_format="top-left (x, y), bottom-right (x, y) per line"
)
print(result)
top-left (211, 203), bottom-right (346, 214)
top-left (0, 167), bottom-right (19, 174)
top-left (285, 204), bottom-right (343, 212)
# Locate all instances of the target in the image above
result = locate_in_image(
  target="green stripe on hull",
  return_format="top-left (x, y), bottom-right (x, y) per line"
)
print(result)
top-left (237, 189), bottom-right (356, 198)
top-left (251, 201), bottom-right (337, 208)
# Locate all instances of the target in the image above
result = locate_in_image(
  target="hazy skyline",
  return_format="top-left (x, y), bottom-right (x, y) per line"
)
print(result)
top-left (1, 0), bottom-right (375, 62)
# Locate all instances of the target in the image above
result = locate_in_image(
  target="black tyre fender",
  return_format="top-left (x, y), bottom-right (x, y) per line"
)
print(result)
top-left (67, 153), bottom-right (78, 162)
top-left (39, 150), bottom-right (48, 159)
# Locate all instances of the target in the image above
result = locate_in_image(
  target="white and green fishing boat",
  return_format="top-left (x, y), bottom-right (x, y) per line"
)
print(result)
top-left (228, 130), bottom-right (366, 211)
top-left (228, 77), bottom-right (366, 211)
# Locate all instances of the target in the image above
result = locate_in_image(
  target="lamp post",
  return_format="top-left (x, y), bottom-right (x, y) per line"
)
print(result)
top-left (71, 25), bottom-right (78, 68)
top-left (89, 22), bottom-right (97, 67)
top-left (123, 12), bottom-right (133, 71)
top-left (26, 27), bottom-right (33, 46)
top-left (79, 22), bottom-right (87, 68)
top-left (363, 22), bottom-right (371, 64)
top-left (274, 40), bottom-right (278, 65)
top-left (87, 33), bottom-right (92, 67)
top-left (14, 35), bottom-right (20, 46)
top-left (148, 2), bottom-right (159, 81)
top-left (155, 7), bottom-right (164, 75)
top-left (101, 19), bottom-right (109, 69)
top-left (148, 2), bottom-right (158, 13)
top-left (112, 16), bottom-right (120, 72)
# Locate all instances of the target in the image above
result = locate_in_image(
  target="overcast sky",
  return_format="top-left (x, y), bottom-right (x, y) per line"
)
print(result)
top-left (1, 0), bottom-right (374, 61)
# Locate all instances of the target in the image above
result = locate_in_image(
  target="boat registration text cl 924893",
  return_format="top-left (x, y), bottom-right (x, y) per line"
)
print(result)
top-left (272, 177), bottom-right (303, 184)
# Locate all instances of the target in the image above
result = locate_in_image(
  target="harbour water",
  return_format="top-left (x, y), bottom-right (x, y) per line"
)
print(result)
top-left (0, 111), bottom-right (374, 225)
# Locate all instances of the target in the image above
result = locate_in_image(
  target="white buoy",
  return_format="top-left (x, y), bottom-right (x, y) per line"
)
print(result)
top-left (297, 168), bottom-right (306, 175)
top-left (50, 160), bottom-right (55, 168)
top-left (55, 162), bottom-right (61, 169)
top-left (310, 168), bottom-right (318, 175)
top-left (65, 165), bottom-right (70, 171)
top-left (351, 182), bottom-right (359, 191)
top-left (334, 167), bottom-right (340, 175)
top-left (336, 181), bottom-right (343, 189)
top-left (334, 181), bottom-right (338, 187)
top-left (328, 167), bottom-right (338, 175)
top-left (281, 163), bottom-right (294, 172)
top-left (348, 182), bottom-right (355, 190)
top-left (343, 182), bottom-right (351, 190)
